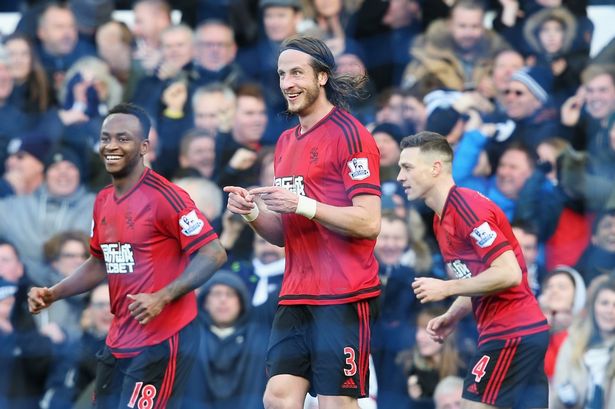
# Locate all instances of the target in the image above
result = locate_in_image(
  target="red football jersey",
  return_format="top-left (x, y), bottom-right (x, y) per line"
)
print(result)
top-left (90, 168), bottom-right (217, 355)
top-left (273, 108), bottom-right (381, 305)
top-left (434, 186), bottom-right (548, 345)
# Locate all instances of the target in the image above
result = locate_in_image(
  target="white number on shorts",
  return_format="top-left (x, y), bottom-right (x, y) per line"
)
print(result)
top-left (128, 382), bottom-right (157, 409)
top-left (471, 355), bottom-right (490, 382)
top-left (343, 347), bottom-right (357, 376)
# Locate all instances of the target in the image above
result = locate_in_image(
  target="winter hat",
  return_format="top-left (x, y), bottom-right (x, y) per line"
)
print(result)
top-left (510, 66), bottom-right (553, 104)
top-left (6, 135), bottom-right (52, 164)
top-left (372, 122), bottom-right (404, 145)
top-left (44, 145), bottom-right (83, 175)
top-left (0, 278), bottom-right (17, 301)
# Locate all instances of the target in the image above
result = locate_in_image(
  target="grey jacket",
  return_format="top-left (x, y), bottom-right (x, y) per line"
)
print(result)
top-left (0, 185), bottom-right (95, 284)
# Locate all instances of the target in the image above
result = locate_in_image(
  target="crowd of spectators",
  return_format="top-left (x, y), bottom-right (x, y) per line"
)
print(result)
top-left (0, 0), bottom-right (613, 408)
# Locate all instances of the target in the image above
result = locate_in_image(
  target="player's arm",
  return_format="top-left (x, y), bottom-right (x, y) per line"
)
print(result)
top-left (249, 186), bottom-right (381, 240)
top-left (128, 239), bottom-right (227, 324)
top-left (426, 296), bottom-right (472, 343)
top-left (445, 250), bottom-right (522, 297)
top-left (28, 256), bottom-right (107, 314)
top-left (308, 194), bottom-right (380, 239)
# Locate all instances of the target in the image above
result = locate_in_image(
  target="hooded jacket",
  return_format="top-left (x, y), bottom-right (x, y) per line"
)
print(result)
top-left (182, 272), bottom-right (272, 409)
top-left (401, 19), bottom-right (508, 91)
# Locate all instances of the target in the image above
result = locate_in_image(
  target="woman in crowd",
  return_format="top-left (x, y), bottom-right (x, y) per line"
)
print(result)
top-left (552, 276), bottom-right (615, 409)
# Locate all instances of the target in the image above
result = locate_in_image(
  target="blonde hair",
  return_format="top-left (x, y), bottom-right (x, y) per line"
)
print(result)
top-left (567, 276), bottom-right (615, 379)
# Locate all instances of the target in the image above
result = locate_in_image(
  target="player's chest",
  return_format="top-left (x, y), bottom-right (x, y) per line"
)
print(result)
top-left (96, 201), bottom-right (157, 243)
top-left (436, 221), bottom-right (474, 260)
top-left (275, 136), bottom-right (339, 189)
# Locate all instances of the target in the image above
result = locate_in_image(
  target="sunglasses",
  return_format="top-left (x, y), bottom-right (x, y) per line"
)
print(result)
top-left (503, 89), bottom-right (526, 97)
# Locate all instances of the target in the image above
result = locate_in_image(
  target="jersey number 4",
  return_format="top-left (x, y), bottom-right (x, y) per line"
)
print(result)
top-left (128, 382), bottom-right (157, 409)
top-left (471, 355), bottom-right (490, 383)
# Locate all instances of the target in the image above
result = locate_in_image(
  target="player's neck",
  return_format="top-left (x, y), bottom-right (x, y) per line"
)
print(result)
top-left (112, 163), bottom-right (147, 197)
top-left (425, 178), bottom-right (455, 218)
top-left (298, 99), bottom-right (334, 134)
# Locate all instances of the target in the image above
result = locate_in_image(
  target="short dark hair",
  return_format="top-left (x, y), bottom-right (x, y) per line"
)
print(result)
top-left (511, 220), bottom-right (539, 237)
top-left (279, 35), bottom-right (369, 111)
top-left (400, 131), bottom-right (454, 162)
top-left (0, 238), bottom-right (21, 259)
top-left (107, 103), bottom-right (151, 139)
top-left (179, 128), bottom-right (215, 157)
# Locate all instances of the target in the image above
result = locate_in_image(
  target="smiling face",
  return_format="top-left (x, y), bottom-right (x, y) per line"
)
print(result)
top-left (99, 113), bottom-right (149, 179)
top-left (278, 49), bottom-right (326, 117)
top-left (592, 213), bottom-right (615, 252)
top-left (594, 287), bottom-right (615, 338)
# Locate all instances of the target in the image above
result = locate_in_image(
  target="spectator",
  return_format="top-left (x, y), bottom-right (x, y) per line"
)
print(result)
top-left (131, 0), bottom-right (172, 73)
top-left (132, 24), bottom-right (195, 118)
top-left (0, 146), bottom-right (95, 275)
top-left (193, 20), bottom-right (245, 89)
top-left (433, 376), bottom-right (463, 409)
top-left (35, 3), bottom-right (96, 91)
top-left (192, 83), bottom-right (236, 135)
top-left (484, 65), bottom-right (560, 169)
top-left (45, 283), bottom-right (112, 409)
top-left (0, 278), bottom-right (56, 409)
top-left (551, 276), bottom-right (615, 409)
top-left (68, 0), bottom-right (113, 40)
top-left (224, 233), bottom-right (286, 307)
top-left (334, 42), bottom-right (376, 124)
top-left (483, 49), bottom-right (524, 109)
top-left (173, 176), bottom-right (224, 225)
top-left (239, 0), bottom-right (303, 133)
top-left (375, 88), bottom-right (406, 132)
top-left (182, 271), bottom-right (272, 409)
top-left (539, 265), bottom-right (586, 380)
top-left (401, 0), bottom-right (508, 92)
top-left (397, 305), bottom-right (466, 409)
top-left (28, 231), bottom-right (91, 341)
top-left (4, 33), bottom-right (53, 113)
top-left (523, 7), bottom-right (588, 105)
top-left (177, 129), bottom-right (217, 180)
top-left (1, 135), bottom-right (50, 198)
top-left (372, 213), bottom-right (418, 409)
top-left (214, 84), bottom-right (268, 188)
top-left (512, 221), bottom-right (546, 296)
top-left (95, 21), bottom-right (140, 102)
top-left (561, 64), bottom-right (615, 151)
top-left (575, 209), bottom-right (615, 286)
top-left (372, 122), bottom-right (404, 185)
top-left (402, 88), bottom-right (427, 134)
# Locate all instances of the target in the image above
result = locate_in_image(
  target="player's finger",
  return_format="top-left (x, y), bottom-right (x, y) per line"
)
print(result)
top-left (249, 186), bottom-right (277, 195)
top-left (223, 186), bottom-right (248, 196)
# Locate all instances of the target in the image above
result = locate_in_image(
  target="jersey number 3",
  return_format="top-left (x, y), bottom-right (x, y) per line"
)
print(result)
top-left (128, 382), bottom-right (157, 409)
top-left (343, 347), bottom-right (357, 376)
top-left (471, 355), bottom-right (490, 383)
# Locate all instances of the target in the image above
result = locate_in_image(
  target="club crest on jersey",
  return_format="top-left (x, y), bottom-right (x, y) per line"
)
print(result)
top-left (470, 222), bottom-right (497, 248)
top-left (179, 210), bottom-right (205, 236)
top-left (101, 243), bottom-right (135, 274)
top-left (347, 158), bottom-right (370, 180)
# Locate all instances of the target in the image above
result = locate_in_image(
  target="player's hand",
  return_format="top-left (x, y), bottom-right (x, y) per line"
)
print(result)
top-left (28, 287), bottom-right (55, 314)
top-left (426, 313), bottom-right (456, 343)
top-left (412, 277), bottom-right (450, 303)
top-left (249, 186), bottom-right (299, 214)
top-left (127, 292), bottom-right (168, 325)
top-left (223, 186), bottom-right (258, 215)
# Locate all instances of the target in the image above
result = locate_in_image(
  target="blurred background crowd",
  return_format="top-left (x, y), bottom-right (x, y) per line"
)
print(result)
top-left (0, 0), bottom-right (614, 408)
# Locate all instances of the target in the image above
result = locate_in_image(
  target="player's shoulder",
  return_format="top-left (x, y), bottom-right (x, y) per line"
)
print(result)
top-left (141, 169), bottom-right (190, 211)
top-left (326, 108), bottom-right (376, 154)
top-left (447, 186), bottom-right (496, 227)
